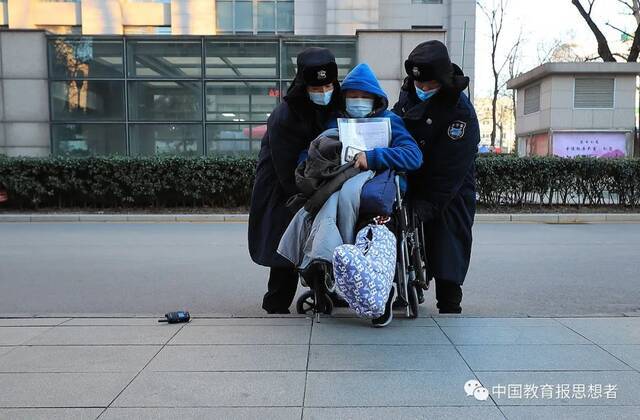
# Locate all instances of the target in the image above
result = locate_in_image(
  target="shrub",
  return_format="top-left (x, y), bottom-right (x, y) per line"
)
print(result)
top-left (0, 155), bottom-right (638, 209)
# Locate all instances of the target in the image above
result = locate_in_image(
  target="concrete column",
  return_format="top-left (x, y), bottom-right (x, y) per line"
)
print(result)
top-left (81, 0), bottom-right (124, 35)
top-left (172, 0), bottom-right (215, 35)
top-left (357, 30), bottom-right (446, 103)
top-left (0, 31), bottom-right (50, 157)
top-left (7, 0), bottom-right (37, 29)
top-left (446, 0), bottom-right (476, 98)
top-left (295, 0), bottom-right (326, 35)
top-left (326, 0), bottom-right (380, 35)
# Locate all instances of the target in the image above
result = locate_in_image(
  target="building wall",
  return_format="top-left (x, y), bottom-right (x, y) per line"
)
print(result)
top-left (357, 30), bottom-right (447, 104)
top-left (0, 31), bottom-right (50, 157)
top-left (515, 74), bottom-right (637, 137)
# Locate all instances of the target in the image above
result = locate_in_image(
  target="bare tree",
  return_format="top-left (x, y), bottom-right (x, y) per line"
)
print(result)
top-left (573, 0), bottom-right (640, 156)
top-left (506, 32), bottom-right (523, 147)
top-left (572, 0), bottom-right (640, 61)
top-left (478, 0), bottom-right (522, 147)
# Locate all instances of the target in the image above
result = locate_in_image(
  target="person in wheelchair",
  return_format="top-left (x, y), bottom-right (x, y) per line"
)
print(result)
top-left (332, 62), bottom-right (423, 327)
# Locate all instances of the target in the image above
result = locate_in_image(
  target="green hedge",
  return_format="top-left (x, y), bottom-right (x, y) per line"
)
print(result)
top-left (0, 156), bottom-right (256, 209)
top-left (0, 155), bottom-right (639, 209)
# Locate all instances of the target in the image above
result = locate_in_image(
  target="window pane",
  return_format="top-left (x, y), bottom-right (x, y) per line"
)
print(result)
top-left (282, 41), bottom-right (356, 79)
top-left (206, 41), bottom-right (278, 78)
top-left (49, 38), bottom-right (123, 78)
top-left (123, 26), bottom-right (172, 35)
top-left (126, 41), bottom-right (202, 78)
top-left (52, 124), bottom-right (126, 156)
top-left (277, 1), bottom-right (294, 33)
top-left (51, 80), bottom-right (124, 121)
top-left (216, 0), bottom-right (233, 33)
top-left (235, 0), bottom-right (254, 32)
top-left (258, 1), bottom-right (275, 32)
top-left (130, 124), bottom-right (203, 156)
top-left (206, 82), bottom-right (278, 122)
top-left (128, 81), bottom-right (202, 121)
top-left (207, 124), bottom-right (262, 155)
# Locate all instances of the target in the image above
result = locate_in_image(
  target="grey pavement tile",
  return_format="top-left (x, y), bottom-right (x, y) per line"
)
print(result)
top-left (25, 326), bottom-right (180, 345)
top-left (458, 344), bottom-right (631, 371)
top-left (317, 317), bottom-right (437, 327)
top-left (442, 326), bottom-right (591, 345)
top-left (309, 344), bottom-right (471, 372)
top-left (0, 372), bottom-right (134, 407)
top-left (557, 318), bottom-right (640, 344)
top-left (475, 371), bottom-right (640, 406)
top-left (303, 407), bottom-right (506, 420)
top-left (62, 318), bottom-right (159, 326)
top-left (101, 407), bottom-right (301, 420)
top-left (113, 371), bottom-right (306, 407)
top-left (190, 317), bottom-right (312, 326)
top-left (0, 345), bottom-right (160, 373)
top-left (305, 371), bottom-right (489, 407)
top-left (0, 327), bottom-right (52, 345)
top-left (169, 325), bottom-right (310, 345)
top-left (435, 317), bottom-right (559, 327)
top-left (0, 408), bottom-right (103, 420)
top-left (0, 318), bottom-right (69, 327)
top-left (311, 324), bottom-right (450, 345)
top-left (63, 317), bottom-right (311, 327)
top-left (0, 348), bottom-right (14, 359)
top-left (602, 345), bottom-right (640, 371)
top-left (500, 406), bottom-right (640, 420)
top-left (148, 345), bottom-right (308, 371)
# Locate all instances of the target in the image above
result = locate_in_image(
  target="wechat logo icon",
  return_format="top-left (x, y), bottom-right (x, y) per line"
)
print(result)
top-left (465, 379), bottom-right (490, 401)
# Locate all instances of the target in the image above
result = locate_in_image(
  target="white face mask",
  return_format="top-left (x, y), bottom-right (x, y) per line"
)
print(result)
top-left (346, 98), bottom-right (374, 118)
top-left (308, 89), bottom-right (334, 106)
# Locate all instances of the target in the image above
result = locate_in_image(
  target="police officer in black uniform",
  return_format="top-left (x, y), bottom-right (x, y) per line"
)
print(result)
top-left (249, 47), bottom-right (341, 314)
top-left (392, 40), bottom-right (480, 313)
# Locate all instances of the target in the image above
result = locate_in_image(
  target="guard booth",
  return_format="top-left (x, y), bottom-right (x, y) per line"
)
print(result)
top-left (507, 62), bottom-right (640, 157)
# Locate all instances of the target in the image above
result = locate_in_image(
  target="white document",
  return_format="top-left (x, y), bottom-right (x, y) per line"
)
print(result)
top-left (337, 118), bottom-right (392, 164)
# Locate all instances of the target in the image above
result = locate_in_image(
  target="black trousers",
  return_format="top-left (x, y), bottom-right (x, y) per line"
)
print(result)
top-left (435, 278), bottom-right (463, 313)
top-left (262, 267), bottom-right (298, 313)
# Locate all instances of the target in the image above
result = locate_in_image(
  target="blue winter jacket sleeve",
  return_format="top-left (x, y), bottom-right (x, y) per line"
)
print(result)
top-left (364, 111), bottom-right (423, 172)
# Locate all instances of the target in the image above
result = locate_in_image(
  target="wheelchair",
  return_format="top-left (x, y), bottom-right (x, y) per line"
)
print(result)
top-left (295, 174), bottom-right (430, 322)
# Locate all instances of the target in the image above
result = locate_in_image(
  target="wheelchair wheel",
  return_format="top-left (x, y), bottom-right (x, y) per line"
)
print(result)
top-left (407, 283), bottom-right (419, 319)
top-left (296, 290), bottom-right (333, 315)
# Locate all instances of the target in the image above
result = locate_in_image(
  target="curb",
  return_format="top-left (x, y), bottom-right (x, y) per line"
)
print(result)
top-left (1, 213), bottom-right (640, 223)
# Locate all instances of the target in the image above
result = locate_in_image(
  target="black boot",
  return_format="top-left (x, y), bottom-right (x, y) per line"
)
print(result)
top-left (435, 278), bottom-right (462, 314)
top-left (262, 267), bottom-right (298, 314)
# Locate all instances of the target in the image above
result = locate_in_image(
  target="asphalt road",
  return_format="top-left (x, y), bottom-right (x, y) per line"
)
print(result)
top-left (1, 222), bottom-right (639, 317)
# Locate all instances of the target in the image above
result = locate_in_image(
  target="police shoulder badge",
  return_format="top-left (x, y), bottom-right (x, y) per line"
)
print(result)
top-left (317, 69), bottom-right (327, 80)
top-left (447, 121), bottom-right (466, 140)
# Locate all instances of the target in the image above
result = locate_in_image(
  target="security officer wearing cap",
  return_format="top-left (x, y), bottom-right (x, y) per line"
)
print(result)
top-left (392, 40), bottom-right (480, 314)
top-left (249, 47), bottom-right (341, 314)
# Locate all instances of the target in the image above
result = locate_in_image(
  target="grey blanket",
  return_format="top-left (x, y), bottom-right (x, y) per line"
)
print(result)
top-left (277, 170), bottom-right (374, 270)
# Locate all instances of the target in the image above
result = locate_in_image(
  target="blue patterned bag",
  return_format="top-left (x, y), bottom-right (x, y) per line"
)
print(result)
top-left (332, 224), bottom-right (397, 319)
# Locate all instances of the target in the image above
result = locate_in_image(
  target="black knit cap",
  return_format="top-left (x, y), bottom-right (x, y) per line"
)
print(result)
top-left (297, 47), bottom-right (338, 87)
top-left (404, 40), bottom-right (454, 86)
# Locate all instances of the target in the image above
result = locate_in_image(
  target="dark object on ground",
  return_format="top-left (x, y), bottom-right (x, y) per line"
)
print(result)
top-left (158, 311), bottom-right (190, 324)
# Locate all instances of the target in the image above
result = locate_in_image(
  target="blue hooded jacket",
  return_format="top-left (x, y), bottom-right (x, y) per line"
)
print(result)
top-left (331, 63), bottom-right (423, 173)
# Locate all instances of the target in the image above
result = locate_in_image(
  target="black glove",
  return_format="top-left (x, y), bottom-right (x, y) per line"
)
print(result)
top-left (413, 199), bottom-right (438, 223)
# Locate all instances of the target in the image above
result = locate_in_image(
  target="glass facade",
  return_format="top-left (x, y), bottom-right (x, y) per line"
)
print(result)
top-left (48, 35), bottom-right (357, 156)
top-left (216, 0), bottom-right (294, 34)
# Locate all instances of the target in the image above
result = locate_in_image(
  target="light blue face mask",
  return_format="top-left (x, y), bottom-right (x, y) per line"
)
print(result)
top-left (415, 85), bottom-right (439, 102)
top-left (345, 98), bottom-right (374, 118)
top-left (308, 89), bottom-right (333, 106)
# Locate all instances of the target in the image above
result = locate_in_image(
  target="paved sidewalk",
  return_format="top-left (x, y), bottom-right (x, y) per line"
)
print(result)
top-left (1, 315), bottom-right (639, 419)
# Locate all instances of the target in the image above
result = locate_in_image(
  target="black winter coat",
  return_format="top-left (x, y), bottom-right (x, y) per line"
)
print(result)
top-left (392, 69), bottom-right (480, 285)
top-left (248, 81), bottom-right (340, 267)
